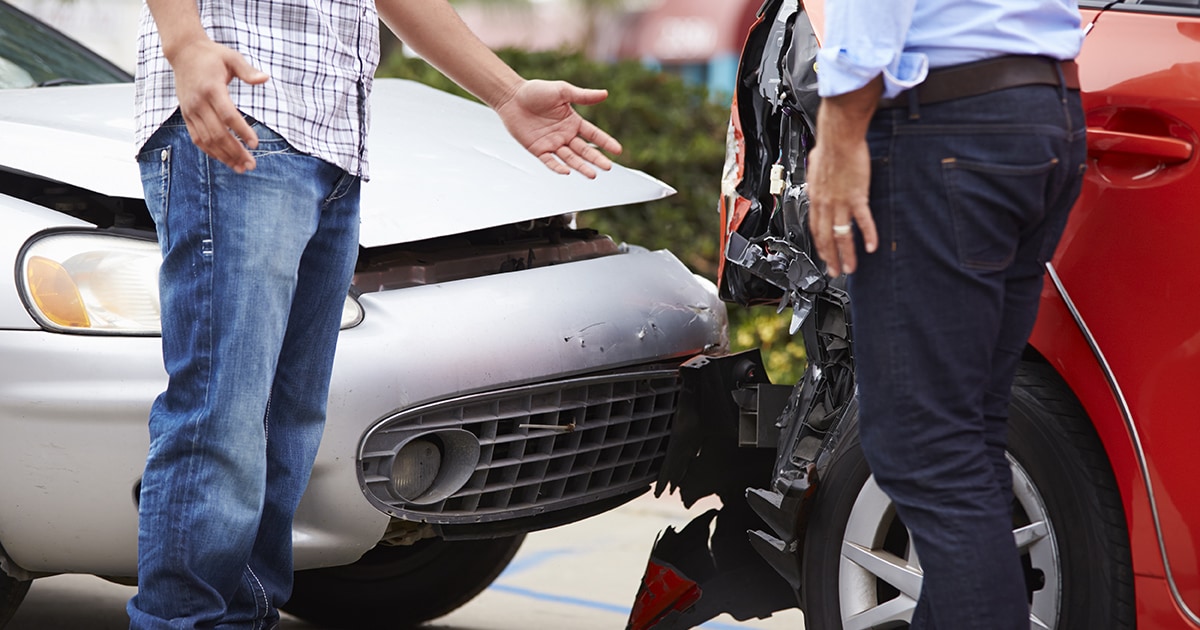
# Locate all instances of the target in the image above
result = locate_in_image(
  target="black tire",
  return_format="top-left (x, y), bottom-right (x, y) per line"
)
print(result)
top-left (283, 534), bottom-right (525, 629)
top-left (801, 361), bottom-right (1134, 629)
top-left (0, 571), bottom-right (30, 628)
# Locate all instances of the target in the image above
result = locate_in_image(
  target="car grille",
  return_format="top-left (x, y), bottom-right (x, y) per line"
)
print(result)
top-left (359, 367), bottom-right (682, 524)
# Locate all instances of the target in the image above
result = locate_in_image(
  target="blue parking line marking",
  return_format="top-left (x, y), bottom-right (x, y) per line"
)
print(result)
top-left (494, 546), bottom-right (766, 628)
top-left (490, 582), bottom-right (764, 629)
top-left (489, 583), bottom-right (629, 615)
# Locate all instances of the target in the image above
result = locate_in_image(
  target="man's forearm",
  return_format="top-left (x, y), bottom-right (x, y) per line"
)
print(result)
top-left (815, 75), bottom-right (884, 154)
top-left (376, 0), bottom-right (524, 110)
top-left (145, 0), bottom-right (209, 63)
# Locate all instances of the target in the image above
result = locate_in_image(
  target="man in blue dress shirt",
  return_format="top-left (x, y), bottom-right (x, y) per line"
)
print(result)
top-left (806, 0), bottom-right (1086, 627)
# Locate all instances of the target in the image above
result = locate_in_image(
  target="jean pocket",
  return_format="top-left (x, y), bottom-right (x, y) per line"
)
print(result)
top-left (243, 117), bottom-right (298, 157)
top-left (137, 144), bottom-right (172, 250)
top-left (942, 156), bottom-right (1060, 271)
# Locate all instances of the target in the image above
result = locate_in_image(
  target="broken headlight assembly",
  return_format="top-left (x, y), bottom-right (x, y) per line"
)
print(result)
top-left (18, 230), bottom-right (364, 335)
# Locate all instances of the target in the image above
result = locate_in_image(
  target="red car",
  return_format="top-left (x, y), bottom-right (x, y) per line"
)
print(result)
top-left (629, 0), bottom-right (1200, 628)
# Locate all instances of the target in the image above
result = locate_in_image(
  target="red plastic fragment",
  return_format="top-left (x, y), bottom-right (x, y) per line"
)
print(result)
top-left (626, 559), bottom-right (703, 630)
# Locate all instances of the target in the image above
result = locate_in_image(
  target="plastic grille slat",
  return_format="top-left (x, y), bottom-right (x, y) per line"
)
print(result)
top-left (360, 368), bottom-right (681, 524)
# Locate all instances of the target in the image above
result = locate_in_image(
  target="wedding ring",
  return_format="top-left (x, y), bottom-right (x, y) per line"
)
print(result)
top-left (832, 223), bottom-right (853, 236)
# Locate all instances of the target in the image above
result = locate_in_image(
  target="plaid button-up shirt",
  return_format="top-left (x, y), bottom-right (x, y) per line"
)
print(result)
top-left (135, 0), bottom-right (381, 178)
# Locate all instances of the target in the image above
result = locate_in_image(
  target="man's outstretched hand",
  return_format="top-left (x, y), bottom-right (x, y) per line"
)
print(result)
top-left (494, 79), bottom-right (623, 179)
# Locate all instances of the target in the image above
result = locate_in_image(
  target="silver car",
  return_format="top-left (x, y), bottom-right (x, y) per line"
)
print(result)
top-left (0, 3), bottom-right (727, 627)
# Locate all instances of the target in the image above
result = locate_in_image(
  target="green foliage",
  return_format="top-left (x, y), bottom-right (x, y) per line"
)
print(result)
top-left (728, 304), bottom-right (806, 385)
top-left (377, 48), bottom-right (806, 384)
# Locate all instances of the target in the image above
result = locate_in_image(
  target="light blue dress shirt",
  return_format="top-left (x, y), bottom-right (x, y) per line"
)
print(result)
top-left (815, 0), bottom-right (1085, 98)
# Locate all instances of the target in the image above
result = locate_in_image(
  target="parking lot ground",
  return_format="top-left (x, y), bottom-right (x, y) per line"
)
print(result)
top-left (9, 492), bottom-right (806, 629)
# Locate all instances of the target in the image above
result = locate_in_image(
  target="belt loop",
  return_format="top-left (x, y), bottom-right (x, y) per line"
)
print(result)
top-left (1053, 59), bottom-right (1068, 102)
top-left (906, 87), bottom-right (921, 121)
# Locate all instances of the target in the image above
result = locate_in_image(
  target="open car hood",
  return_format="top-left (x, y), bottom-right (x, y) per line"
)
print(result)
top-left (0, 80), bottom-right (674, 247)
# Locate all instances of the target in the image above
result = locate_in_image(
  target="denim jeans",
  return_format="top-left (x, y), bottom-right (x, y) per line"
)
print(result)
top-left (127, 113), bottom-right (361, 629)
top-left (848, 83), bottom-right (1085, 629)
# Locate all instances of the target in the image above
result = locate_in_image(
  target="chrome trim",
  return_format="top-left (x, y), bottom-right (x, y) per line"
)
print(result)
top-left (1046, 263), bottom-right (1200, 625)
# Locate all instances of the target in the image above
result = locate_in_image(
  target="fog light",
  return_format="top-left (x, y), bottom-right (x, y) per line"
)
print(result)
top-left (391, 439), bottom-right (442, 501)
top-left (388, 429), bottom-right (481, 505)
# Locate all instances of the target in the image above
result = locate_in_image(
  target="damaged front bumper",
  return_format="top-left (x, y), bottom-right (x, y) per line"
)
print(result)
top-left (627, 286), bottom-right (857, 630)
top-left (627, 0), bottom-right (863, 626)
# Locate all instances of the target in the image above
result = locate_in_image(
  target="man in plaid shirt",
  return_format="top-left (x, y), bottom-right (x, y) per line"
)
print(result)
top-left (128, 1), bottom-right (622, 627)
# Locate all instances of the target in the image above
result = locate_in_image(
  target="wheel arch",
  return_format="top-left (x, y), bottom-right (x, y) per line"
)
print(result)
top-left (1028, 268), bottom-right (1163, 580)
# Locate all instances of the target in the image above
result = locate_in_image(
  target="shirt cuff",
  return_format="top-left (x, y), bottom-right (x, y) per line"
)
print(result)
top-left (816, 48), bottom-right (930, 99)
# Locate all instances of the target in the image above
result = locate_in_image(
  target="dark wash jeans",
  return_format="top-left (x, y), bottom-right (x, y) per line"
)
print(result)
top-left (848, 83), bottom-right (1086, 629)
top-left (128, 113), bottom-right (362, 629)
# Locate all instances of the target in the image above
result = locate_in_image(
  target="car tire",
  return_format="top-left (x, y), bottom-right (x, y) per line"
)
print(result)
top-left (0, 572), bottom-right (30, 627)
top-left (800, 361), bottom-right (1134, 629)
top-left (283, 534), bottom-right (525, 629)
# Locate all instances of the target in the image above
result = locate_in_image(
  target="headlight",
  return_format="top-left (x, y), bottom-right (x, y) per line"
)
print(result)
top-left (341, 288), bottom-right (365, 329)
top-left (20, 232), bottom-right (162, 334)
top-left (19, 231), bottom-right (365, 334)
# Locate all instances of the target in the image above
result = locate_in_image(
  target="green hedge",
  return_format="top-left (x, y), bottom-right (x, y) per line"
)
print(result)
top-left (378, 49), bottom-right (806, 384)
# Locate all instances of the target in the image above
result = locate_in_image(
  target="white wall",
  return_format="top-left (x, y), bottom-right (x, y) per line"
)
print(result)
top-left (10, 0), bottom-right (142, 72)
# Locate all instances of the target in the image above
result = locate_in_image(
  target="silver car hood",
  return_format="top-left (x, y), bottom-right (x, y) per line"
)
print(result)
top-left (0, 80), bottom-right (674, 247)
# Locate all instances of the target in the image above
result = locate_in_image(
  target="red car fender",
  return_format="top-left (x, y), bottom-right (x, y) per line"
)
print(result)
top-left (1030, 277), bottom-right (1164, 581)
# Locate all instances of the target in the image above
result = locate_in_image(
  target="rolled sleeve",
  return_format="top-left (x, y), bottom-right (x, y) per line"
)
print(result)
top-left (816, 0), bottom-right (928, 98)
top-left (817, 47), bottom-right (928, 98)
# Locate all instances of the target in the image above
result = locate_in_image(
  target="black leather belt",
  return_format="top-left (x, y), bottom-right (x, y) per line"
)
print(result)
top-left (878, 55), bottom-right (1080, 109)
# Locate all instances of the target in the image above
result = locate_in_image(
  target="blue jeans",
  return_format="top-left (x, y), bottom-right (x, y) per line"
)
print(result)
top-left (849, 83), bottom-right (1085, 629)
top-left (127, 113), bottom-right (361, 629)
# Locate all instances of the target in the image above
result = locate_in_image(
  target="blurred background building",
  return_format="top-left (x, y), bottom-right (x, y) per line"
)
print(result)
top-left (454, 0), bottom-right (762, 97)
top-left (617, 0), bottom-right (760, 97)
top-left (10, 0), bottom-right (763, 96)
